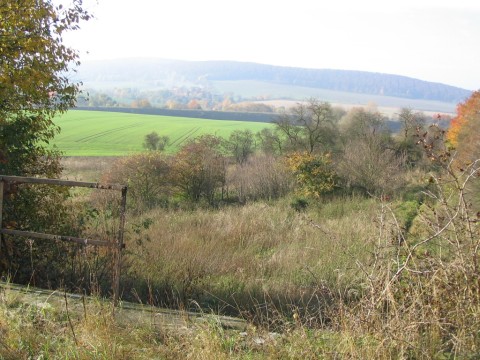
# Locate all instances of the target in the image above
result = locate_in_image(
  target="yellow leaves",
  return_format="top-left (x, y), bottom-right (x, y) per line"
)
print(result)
top-left (285, 151), bottom-right (337, 198)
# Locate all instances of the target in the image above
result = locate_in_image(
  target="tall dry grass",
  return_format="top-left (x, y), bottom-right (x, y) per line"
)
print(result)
top-left (61, 156), bottom-right (118, 182)
top-left (328, 159), bottom-right (480, 358)
top-left (121, 196), bottom-right (380, 325)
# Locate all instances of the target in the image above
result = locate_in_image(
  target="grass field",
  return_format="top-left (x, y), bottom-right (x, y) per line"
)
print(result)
top-left (52, 110), bottom-right (274, 156)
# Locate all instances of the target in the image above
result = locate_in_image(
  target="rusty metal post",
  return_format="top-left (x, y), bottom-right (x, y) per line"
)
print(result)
top-left (113, 186), bottom-right (127, 307)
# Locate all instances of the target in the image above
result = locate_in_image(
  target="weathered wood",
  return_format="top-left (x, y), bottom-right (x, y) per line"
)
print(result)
top-left (0, 180), bottom-right (3, 231)
top-left (0, 228), bottom-right (123, 248)
top-left (0, 180), bottom-right (3, 254)
top-left (0, 174), bottom-right (128, 306)
top-left (113, 186), bottom-right (128, 306)
top-left (0, 175), bottom-right (126, 191)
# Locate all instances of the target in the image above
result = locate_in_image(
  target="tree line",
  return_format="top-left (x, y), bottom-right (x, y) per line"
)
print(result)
top-left (108, 99), bottom-right (449, 211)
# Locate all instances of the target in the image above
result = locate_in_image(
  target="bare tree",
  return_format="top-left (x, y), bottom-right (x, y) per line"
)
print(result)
top-left (337, 136), bottom-right (405, 195)
top-left (274, 98), bottom-right (338, 154)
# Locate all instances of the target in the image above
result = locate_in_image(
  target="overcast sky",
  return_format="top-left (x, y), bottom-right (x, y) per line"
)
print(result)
top-left (64, 0), bottom-right (480, 90)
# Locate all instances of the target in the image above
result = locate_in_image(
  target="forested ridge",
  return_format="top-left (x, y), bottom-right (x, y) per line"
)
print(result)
top-left (78, 58), bottom-right (471, 103)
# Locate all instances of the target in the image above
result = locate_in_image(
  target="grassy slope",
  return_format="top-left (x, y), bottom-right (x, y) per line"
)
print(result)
top-left (53, 110), bottom-right (274, 156)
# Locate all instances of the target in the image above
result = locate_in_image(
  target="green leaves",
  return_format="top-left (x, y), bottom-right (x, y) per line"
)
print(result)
top-left (0, 0), bottom-right (90, 173)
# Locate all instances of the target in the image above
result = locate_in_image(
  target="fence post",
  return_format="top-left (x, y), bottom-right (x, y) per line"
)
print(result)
top-left (0, 179), bottom-right (3, 255)
top-left (113, 186), bottom-right (127, 307)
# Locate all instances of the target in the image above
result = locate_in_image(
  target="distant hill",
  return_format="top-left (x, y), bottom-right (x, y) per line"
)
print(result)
top-left (76, 58), bottom-right (471, 106)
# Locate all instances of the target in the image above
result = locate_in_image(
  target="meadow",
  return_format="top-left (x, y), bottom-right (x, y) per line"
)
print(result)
top-left (52, 110), bottom-right (274, 156)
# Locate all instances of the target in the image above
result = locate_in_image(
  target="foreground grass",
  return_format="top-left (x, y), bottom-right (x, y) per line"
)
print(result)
top-left (0, 282), bottom-right (392, 359)
top-left (52, 110), bottom-right (273, 156)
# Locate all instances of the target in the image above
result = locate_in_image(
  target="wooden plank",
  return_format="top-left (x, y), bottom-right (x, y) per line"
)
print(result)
top-left (0, 180), bottom-right (3, 254)
top-left (113, 186), bottom-right (128, 306)
top-left (0, 175), bottom-right (126, 191)
top-left (0, 175), bottom-right (128, 306)
top-left (0, 180), bottom-right (3, 231)
top-left (0, 228), bottom-right (124, 248)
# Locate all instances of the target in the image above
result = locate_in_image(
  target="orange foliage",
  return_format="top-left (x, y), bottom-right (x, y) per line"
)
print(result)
top-left (447, 91), bottom-right (480, 146)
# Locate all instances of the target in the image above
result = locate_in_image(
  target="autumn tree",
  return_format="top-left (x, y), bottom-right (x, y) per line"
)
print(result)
top-left (447, 91), bottom-right (479, 147)
top-left (274, 99), bottom-right (339, 154)
top-left (447, 91), bottom-right (480, 161)
top-left (446, 91), bottom-right (480, 208)
top-left (171, 135), bottom-right (227, 204)
top-left (101, 153), bottom-right (172, 212)
top-left (0, 0), bottom-right (90, 283)
top-left (285, 151), bottom-right (337, 198)
top-left (131, 98), bottom-right (152, 108)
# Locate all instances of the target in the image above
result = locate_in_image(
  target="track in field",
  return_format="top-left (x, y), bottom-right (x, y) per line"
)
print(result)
top-left (168, 127), bottom-right (201, 147)
top-left (75, 122), bottom-right (146, 143)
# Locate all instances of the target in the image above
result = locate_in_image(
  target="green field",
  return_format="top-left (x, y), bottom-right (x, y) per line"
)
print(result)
top-left (52, 110), bottom-right (274, 156)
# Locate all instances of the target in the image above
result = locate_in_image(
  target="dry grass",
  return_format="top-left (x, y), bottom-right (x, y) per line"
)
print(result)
top-left (121, 196), bottom-right (380, 325)
top-left (61, 156), bottom-right (118, 182)
top-left (10, 156), bottom-right (472, 358)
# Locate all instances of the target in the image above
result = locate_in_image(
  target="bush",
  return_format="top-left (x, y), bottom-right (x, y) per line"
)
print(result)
top-left (286, 151), bottom-right (337, 198)
top-left (227, 154), bottom-right (293, 202)
top-left (100, 152), bottom-right (172, 212)
top-left (170, 135), bottom-right (227, 204)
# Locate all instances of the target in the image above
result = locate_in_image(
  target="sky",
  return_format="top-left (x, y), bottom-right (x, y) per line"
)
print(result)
top-left (63, 0), bottom-right (480, 90)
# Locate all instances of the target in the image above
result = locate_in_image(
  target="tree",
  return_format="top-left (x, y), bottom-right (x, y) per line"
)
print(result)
top-left (171, 135), bottom-right (227, 204)
top-left (224, 129), bottom-right (256, 165)
top-left (0, 0), bottom-right (90, 283)
top-left (396, 108), bottom-right (427, 168)
top-left (285, 151), bottom-right (337, 198)
top-left (274, 99), bottom-right (338, 154)
top-left (447, 91), bottom-right (480, 209)
top-left (101, 153), bottom-right (172, 212)
top-left (337, 136), bottom-right (405, 195)
top-left (447, 91), bottom-right (480, 147)
top-left (131, 98), bottom-right (152, 108)
top-left (339, 107), bottom-right (389, 143)
top-left (398, 108), bottom-right (426, 140)
top-left (0, 0), bottom-right (90, 173)
top-left (143, 131), bottom-right (169, 151)
top-left (256, 128), bottom-right (284, 155)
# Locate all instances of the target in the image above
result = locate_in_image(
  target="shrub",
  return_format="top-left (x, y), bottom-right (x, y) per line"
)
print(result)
top-left (227, 154), bottom-right (293, 202)
top-left (100, 152), bottom-right (172, 212)
top-left (170, 135), bottom-right (227, 204)
top-left (285, 151), bottom-right (337, 198)
top-left (336, 136), bottom-right (405, 195)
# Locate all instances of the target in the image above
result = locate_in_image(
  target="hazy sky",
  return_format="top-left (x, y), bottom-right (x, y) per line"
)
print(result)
top-left (64, 0), bottom-right (480, 90)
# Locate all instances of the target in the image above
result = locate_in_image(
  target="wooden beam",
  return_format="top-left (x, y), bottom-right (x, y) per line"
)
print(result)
top-left (0, 228), bottom-right (124, 248)
top-left (0, 180), bottom-right (3, 254)
top-left (0, 175), bottom-right (126, 191)
top-left (113, 186), bottom-right (128, 306)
